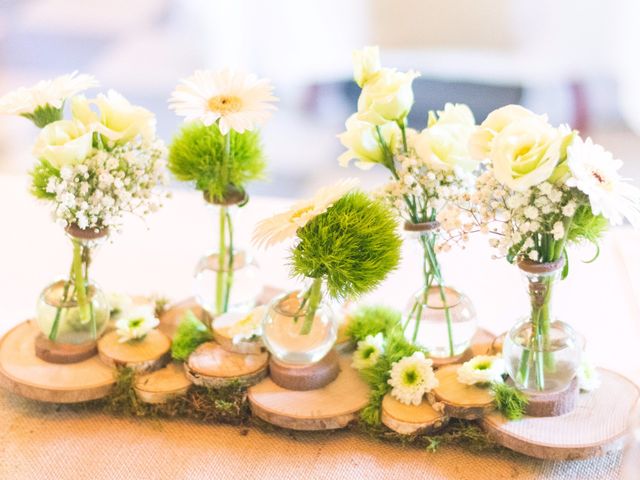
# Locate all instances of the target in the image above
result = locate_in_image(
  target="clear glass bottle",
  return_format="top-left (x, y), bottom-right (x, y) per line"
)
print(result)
top-left (402, 222), bottom-right (477, 358)
top-left (503, 259), bottom-right (583, 392)
top-left (262, 279), bottom-right (338, 365)
top-left (194, 197), bottom-right (263, 316)
top-left (35, 227), bottom-right (110, 344)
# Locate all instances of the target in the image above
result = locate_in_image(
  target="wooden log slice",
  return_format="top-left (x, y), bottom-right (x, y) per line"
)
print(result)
top-left (522, 376), bottom-right (579, 417)
top-left (247, 354), bottom-right (370, 431)
top-left (212, 307), bottom-right (266, 355)
top-left (158, 298), bottom-right (208, 339)
top-left (269, 350), bottom-right (340, 391)
top-left (381, 394), bottom-right (449, 435)
top-left (98, 330), bottom-right (171, 373)
top-left (433, 364), bottom-right (495, 419)
top-left (34, 334), bottom-right (98, 364)
top-left (186, 341), bottom-right (269, 388)
top-left (0, 321), bottom-right (115, 403)
top-left (134, 362), bottom-right (192, 404)
top-left (481, 369), bottom-right (639, 460)
top-left (430, 328), bottom-right (496, 368)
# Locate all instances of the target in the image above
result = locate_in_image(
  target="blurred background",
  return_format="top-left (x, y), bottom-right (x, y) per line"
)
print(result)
top-left (1, 0), bottom-right (639, 197)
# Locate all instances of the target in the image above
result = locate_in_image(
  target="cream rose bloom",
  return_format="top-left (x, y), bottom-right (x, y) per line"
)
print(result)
top-left (338, 114), bottom-right (399, 170)
top-left (353, 46), bottom-right (381, 88)
top-left (469, 105), bottom-right (543, 160)
top-left (72, 90), bottom-right (155, 143)
top-left (412, 103), bottom-right (478, 173)
top-left (357, 68), bottom-right (420, 125)
top-left (491, 116), bottom-right (570, 191)
top-left (33, 120), bottom-right (93, 168)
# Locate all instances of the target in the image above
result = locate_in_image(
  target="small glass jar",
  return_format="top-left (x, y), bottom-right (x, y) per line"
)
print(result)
top-left (403, 286), bottom-right (477, 357)
top-left (35, 226), bottom-right (110, 344)
top-left (503, 259), bottom-right (583, 392)
top-left (262, 280), bottom-right (338, 365)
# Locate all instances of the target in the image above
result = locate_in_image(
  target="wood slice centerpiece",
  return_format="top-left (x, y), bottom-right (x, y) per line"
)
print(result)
top-left (0, 321), bottom-right (115, 403)
top-left (269, 349), bottom-right (340, 391)
top-left (248, 354), bottom-right (369, 431)
top-left (97, 329), bottom-right (171, 373)
top-left (482, 369), bottom-right (640, 460)
top-left (134, 362), bottom-right (192, 404)
top-left (185, 341), bottom-right (269, 388)
top-left (381, 394), bottom-right (449, 435)
top-left (433, 364), bottom-right (495, 419)
top-left (34, 334), bottom-right (97, 364)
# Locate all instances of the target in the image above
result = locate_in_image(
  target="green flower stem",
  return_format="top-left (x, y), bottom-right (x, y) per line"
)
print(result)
top-left (300, 277), bottom-right (323, 335)
top-left (223, 209), bottom-right (235, 312)
top-left (83, 246), bottom-right (97, 339)
top-left (48, 264), bottom-right (74, 341)
top-left (214, 132), bottom-right (234, 316)
top-left (72, 239), bottom-right (90, 325)
top-left (215, 205), bottom-right (228, 315)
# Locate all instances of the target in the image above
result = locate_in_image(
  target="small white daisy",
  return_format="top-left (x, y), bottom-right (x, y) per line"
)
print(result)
top-left (217, 306), bottom-right (266, 344)
top-left (388, 351), bottom-right (438, 406)
top-left (457, 355), bottom-right (505, 386)
top-left (252, 178), bottom-right (359, 247)
top-left (0, 71), bottom-right (98, 117)
top-left (352, 333), bottom-right (385, 370)
top-left (566, 137), bottom-right (640, 227)
top-left (106, 292), bottom-right (134, 321)
top-left (115, 306), bottom-right (159, 343)
top-left (168, 68), bottom-right (277, 134)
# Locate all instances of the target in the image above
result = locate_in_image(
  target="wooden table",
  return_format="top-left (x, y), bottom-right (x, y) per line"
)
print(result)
top-left (0, 175), bottom-right (638, 479)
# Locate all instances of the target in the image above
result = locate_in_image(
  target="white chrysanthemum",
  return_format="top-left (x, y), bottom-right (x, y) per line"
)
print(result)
top-left (115, 305), bottom-right (159, 343)
top-left (0, 71), bottom-right (98, 116)
top-left (576, 355), bottom-right (601, 392)
top-left (253, 178), bottom-right (359, 247)
top-left (351, 333), bottom-right (385, 370)
top-left (168, 69), bottom-right (277, 134)
top-left (457, 355), bottom-right (505, 386)
top-left (566, 137), bottom-right (640, 227)
top-left (217, 306), bottom-right (266, 344)
top-left (388, 351), bottom-right (438, 406)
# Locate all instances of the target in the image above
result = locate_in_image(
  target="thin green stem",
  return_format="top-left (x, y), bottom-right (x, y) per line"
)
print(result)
top-left (215, 205), bottom-right (227, 315)
top-left (300, 278), bottom-right (323, 335)
top-left (72, 239), bottom-right (90, 324)
top-left (223, 209), bottom-right (234, 312)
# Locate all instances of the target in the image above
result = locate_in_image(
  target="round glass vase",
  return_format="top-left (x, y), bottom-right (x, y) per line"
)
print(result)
top-left (503, 259), bottom-right (583, 393)
top-left (261, 278), bottom-right (338, 365)
top-left (35, 226), bottom-right (110, 344)
top-left (194, 192), bottom-right (263, 317)
top-left (402, 221), bottom-right (477, 358)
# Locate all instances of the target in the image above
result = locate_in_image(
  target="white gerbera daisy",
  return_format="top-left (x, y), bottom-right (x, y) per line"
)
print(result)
top-left (566, 137), bottom-right (640, 227)
top-left (115, 306), bottom-right (159, 343)
top-left (352, 332), bottom-right (385, 370)
top-left (457, 355), bottom-right (505, 386)
top-left (576, 355), bottom-right (601, 392)
top-left (168, 68), bottom-right (277, 134)
top-left (0, 72), bottom-right (98, 126)
top-left (388, 351), bottom-right (438, 406)
top-left (253, 178), bottom-right (359, 247)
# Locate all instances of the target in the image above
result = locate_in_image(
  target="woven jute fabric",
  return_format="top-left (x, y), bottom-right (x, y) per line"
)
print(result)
top-left (0, 391), bottom-right (622, 480)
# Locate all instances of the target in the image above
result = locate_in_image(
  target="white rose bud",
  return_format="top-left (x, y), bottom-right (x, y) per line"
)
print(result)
top-left (357, 68), bottom-right (420, 125)
top-left (33, 120), bottom-right (93, 168)
top-left (338, 114), bottom-right (399, 169)
top-left (353, 46), bottom-right (381, 88)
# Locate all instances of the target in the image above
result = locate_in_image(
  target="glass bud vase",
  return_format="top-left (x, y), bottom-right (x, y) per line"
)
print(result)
top-left (35, 226), bottom-right (110, 344)
top-left (262, 278), bottom-right (338, 365)
top-left (194, 192), bottom-right (263, 317)
top-left (503, 259), bottom-right (583, 392)
top-left (402, 221), bottom-right (477, 358)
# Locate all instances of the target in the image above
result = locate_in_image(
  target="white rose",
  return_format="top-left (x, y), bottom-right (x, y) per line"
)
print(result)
top-left (353, 46), bottom-right (381, 88)
top-left (33, 120), bottom-right (93, 168)
top-left (72, 90), bottom-right (155, 143)
top-left (357, 68), bottom-right (420, 125)
top-left (338, 114), bottom-right (399, 170)
top-left (491, 116), bottom-right (569, 191)
top-left (412, 103), bottom-right (478, 173)
top-left (469, 105), bottom-right (543, 160)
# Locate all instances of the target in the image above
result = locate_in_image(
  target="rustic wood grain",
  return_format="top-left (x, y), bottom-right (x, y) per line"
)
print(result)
top-left (381, 394), bottom-right (449, 435)
top-left (433, 364), bottom-right (495, 419)
top-left (97, 329), bottom-right (171, 373)
top-left (134, 362), bottom-right (192, 404)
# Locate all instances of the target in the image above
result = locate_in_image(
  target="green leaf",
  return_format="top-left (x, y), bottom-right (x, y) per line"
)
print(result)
top-left (561, 248), bottom-right (569, 280)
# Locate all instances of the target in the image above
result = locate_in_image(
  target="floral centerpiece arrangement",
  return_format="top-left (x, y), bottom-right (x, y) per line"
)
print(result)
top-left (253, 179), bottom-right (401, 366)
top-left (0, 73), bottom-right (167, 355)
top-left (338, 46), bottom-right (478, 359)
top-left (449, 105), bottom-right (640, 392)
top-left (168, 69), bottom-right (277, 317)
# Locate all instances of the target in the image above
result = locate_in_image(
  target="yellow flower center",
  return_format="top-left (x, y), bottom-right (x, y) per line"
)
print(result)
top-left (207, 95), bottom-right (243, 115)
top-left (290, 206), bottom-right (314, 223)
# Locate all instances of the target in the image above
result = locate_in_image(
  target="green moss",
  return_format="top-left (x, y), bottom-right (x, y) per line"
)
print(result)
top-left (170, 310), bottom-right (213, 361)
top-left (30, 159), bottom-right (60, 200)
top-left (292, 191), bottom-right (402, 300)
top-left (168, 122), bottom-right (266, 202)
top-left (492, 382), bottom-right (528, 420)
top-left (346, 305), bottom-right (402, 343)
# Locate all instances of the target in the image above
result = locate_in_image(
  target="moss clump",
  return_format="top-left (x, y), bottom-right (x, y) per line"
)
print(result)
top-left (168, 122), bottom-right (266, 202)
top-left (170, 311), bottom-right (213, 361)
top-left (492, 382), bottom-right (528, 420)
top-left (346, 305), bottom-right (402, 343)
top-left (291, 191), bottom-right (402, 300)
